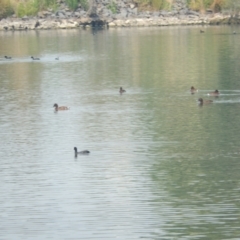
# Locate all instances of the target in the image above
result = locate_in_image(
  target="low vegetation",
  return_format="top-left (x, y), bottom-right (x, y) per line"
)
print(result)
top-left (107, 1), bottom-right (118, 14)
top-left (134, 0), bottom-right (240, 13)
top-left (0, 0), bottom-right (240, 18)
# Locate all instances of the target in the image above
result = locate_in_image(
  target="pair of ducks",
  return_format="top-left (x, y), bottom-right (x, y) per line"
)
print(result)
top-left (53, 87), bottom-right (125, 111)
top-left (57, 88), bottom-right (125, 155)
top-left (191, 86), bottom-right (219, 105)
top-left (53, 105), bottom-right (89, 155)
top-left (191, 86), bottom-right (219, 96)
top-left (4, 56), bottom-right (58, 60)
top-left (31, 56), bottom-right (59, 60)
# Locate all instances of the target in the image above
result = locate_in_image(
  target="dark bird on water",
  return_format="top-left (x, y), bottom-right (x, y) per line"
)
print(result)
top-left (208, 90), bottom-right (219, 96)
top-left (31, 56), bottom-right (40, 60)
top-left (198, 98), bottom-right (213, 105)
top-left (119, 87), bottom-right (126, 94)
top-left (74, 147), bottom-right (90, 157)
top-left (53, 103), bottom-right (69, 111)
top-left (190, 86), bottom-right (198, 94)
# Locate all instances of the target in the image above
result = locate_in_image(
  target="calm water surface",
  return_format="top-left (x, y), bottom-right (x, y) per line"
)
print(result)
top-left (0, 26), bottom-right (240, 239)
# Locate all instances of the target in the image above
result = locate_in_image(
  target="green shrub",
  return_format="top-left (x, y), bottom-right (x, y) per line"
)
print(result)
top-left (14, 0), bottom-right (58, 17)
top-left (17, 1), bottom-right (38, 17)
top-left (107, 1), bottom-right (118, 14)
top-left (65, 0), bottom-right (79, 10)
top-left (80, 0), bottom-right (89, 11)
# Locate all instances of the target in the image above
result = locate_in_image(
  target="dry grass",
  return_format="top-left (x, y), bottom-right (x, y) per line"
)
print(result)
top-left (135, 0), bottom-right (173, 11)
top-left (0, 0), bottom-right (14, 18)
top-left (187, 0), bottom-right (230, 12)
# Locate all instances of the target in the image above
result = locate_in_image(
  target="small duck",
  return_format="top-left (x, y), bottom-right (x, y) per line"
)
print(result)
top-left (4, 56), bottom-right (12, 59)
top-left (190, 86), bottom-right (198, 94)
top-left (208, 90), bottom-right (219, 96)
top-left (55, 57), bottom-right (59, 60)
top-left (31, 56), bottom-right (40, 60)
top-left (198, 98), bottom-right (213, 105)
top-left (200, 29), bottom-right (205, 33)
top-left (74, 147), bottom-right (90, 157)
top-left (119, 87), bottom-right (126, 94)
top-left (53, 103), bottom-right (69, 111)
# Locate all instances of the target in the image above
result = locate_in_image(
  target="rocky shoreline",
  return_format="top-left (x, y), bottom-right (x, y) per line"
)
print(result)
top-left (1, 0), bottom-right (240, 31)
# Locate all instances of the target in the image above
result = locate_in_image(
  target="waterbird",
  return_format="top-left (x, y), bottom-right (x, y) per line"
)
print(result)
top-left (208, 90), bottom-right (219, 96)
top-left (198, 98), bottom-right (213, 105)
top-left (200, 29), bottom-right (205, 33)
top-left (74, 147), bottom-right (90, 157)
top-left (119, 87), bottom-right (126, 94)
top-left (53, 103), bottom-right (69, 111)
top-left (4, 56), bottom-right (12, 59)
top-left (55, 57), bottom-right (59, 60)
top-left (31, 56), bottom-right (40, 60)
top-left (190, 86), bottom-right (198, 94)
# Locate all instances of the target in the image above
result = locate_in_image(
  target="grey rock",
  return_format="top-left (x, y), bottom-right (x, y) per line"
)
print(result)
top-left (79, 10), bottom-right (87, 16)
top-left (171, 10), bottom-right (178, 16)
top-left (120, 2), bottom-right (126, 8)
top-left (187, 10), bottom-right (199, 16)
top-left (188, 14), bottom-right (198, 19)
top-left (160, 11), bottom-right (172, 17)
top-left (22, 16), bottom-right (29, 21)
top-left (179, 8), bottom-right (188, 15)
top-left (102, 9), bottom-right (111, 17)
top-left (65, 12), bottom-right (72, 17)
top-left (152, 11), bottom-right (160, 17)
top-left (74, 12), bottom-right (81, 18)
top-left (114, 13), bottom-right (124, 19)
top-left (132, 8), bottom-right (138, 15)
top-left (120, 9), bottom-right (128, 18)
top-left (130, 4), bottom-right (135, 9)
top-left (56, 10), bottom-right (65, 16)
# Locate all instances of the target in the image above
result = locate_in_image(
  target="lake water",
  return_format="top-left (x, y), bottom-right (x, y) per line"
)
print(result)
top-left (0, 25), bottom-right (240, 239)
